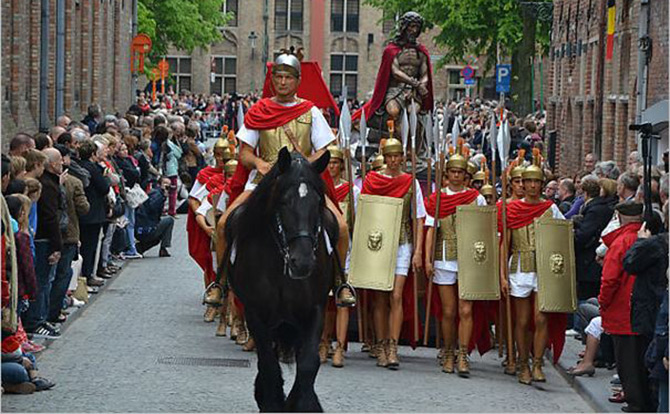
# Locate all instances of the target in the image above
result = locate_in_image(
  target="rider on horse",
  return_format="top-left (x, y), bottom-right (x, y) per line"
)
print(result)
top-left (216, 52), bottom-right (356, 307)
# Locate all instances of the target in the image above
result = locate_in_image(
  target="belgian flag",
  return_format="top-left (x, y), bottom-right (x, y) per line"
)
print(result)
top-left (606, 0), bottom-right (616, 60)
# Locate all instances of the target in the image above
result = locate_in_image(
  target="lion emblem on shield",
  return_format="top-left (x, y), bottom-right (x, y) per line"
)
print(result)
top-left (550, 253), bottom-right (565, 275)
top-left (473, 241), bottom-right (487, 263)
top-left (368, 230), bottom-right (383, 251)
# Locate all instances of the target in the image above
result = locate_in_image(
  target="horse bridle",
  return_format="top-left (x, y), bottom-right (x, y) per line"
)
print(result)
top-left (272, 208), bottom-right (322, 279)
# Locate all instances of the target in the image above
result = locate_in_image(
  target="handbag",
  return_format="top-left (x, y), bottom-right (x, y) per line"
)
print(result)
top-left (125, 183), bottom-right (149, 208)
top-left (106, 188), bottom-right (125, 219)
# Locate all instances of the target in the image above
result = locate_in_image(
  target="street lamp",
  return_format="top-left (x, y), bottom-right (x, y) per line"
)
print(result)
top-left (249, 31), bottom-right (258, 60)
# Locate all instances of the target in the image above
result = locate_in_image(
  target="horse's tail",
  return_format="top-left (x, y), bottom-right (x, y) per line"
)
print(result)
top-left (274, 322), bottom-right (300, 364)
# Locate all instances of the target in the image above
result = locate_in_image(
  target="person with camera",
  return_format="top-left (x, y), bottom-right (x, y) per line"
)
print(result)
top-left (135, 177), bottom-right (174, 258)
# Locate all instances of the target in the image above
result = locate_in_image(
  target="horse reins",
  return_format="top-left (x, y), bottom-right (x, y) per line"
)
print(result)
top-left (272, 205), bottom-right (323, 279)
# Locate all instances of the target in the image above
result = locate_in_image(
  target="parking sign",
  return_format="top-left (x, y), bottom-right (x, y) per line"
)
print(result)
top-left (496, 64), bottom-right (511, 94)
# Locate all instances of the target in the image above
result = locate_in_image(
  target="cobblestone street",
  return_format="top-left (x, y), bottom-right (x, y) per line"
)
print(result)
top-left (2, 223), bottom-right (592, 413)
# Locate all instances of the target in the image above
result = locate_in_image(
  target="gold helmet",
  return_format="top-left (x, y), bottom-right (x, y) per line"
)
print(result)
top-left (381, 138), bottom-right (403, 156)
top-left (473, 156), bottom-right (486, 182)
top-left (327, 145), bottom-right (344, 161)
top-left (466, 161), bottom-right (477, 176)
top-left (508, 149), bottom-right (526, 179)
top-left (446, 139), bottom-right (468, 171)
top-left (224, 159), bottom-right (238, 175)
top-left (522, 148), bottom-right (544, 181)
top-left (480, 184), bottom-right (495, 197)
top-left (371, 153), bottom-right (384, 171)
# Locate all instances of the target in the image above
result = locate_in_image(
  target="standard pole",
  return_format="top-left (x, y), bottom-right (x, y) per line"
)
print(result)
top-left (55, 0), bottom-right (65, 120)
top-left (38, 0), bottom-right (50, 132)
top-left (132, 0), bottom-right (138, 100)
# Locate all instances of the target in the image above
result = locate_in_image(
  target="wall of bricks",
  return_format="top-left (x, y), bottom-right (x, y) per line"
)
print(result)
top-left (547, 0), bottom-right (668, 177)
top-left (2, 0), bottom-right (134, 150)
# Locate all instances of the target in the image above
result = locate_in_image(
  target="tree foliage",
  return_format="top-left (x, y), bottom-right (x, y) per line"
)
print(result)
top-left (366, 0), bottom-right (550, 71)
top-left (138, 0), bottom-right (232, 62)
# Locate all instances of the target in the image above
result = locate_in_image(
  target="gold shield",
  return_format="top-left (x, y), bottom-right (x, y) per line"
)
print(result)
top-left (535, 217), bottom-right (577, 313)
top-left (349, 194), bottom-right (404, 291)
top-left (455, 205), bottom-right (500, 300)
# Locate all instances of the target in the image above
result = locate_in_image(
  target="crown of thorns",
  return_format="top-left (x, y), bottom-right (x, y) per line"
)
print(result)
top-left (398, 11), bottom-right (424, 32)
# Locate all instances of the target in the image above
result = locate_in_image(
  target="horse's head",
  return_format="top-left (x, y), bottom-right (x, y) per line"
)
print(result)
top-left (272, 147), bottom-right (330, 280)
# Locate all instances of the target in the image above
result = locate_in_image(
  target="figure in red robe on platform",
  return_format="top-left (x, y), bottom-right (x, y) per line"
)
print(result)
top-left (353, 11), bottom-right (434, 136)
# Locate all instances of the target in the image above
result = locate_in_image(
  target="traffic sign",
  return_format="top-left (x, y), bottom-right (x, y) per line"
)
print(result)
top-left (464, 78), bottom-right (475, 85)
top-left (496, 64), bottom-right (511, 94)
top-left (461, 64), bottom-right (474, 80)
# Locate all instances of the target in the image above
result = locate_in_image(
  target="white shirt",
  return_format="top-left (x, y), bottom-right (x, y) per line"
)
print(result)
top-left (509, 200), bottom-right (565, 276)
top-left (424, 187), bottom-right (487, 271)
top-left (188, 183), bottom-right (210, 203)
top-left (195, 198), bottom-right (212, 217)
top-left (335, 180), bottom-right (361, 212)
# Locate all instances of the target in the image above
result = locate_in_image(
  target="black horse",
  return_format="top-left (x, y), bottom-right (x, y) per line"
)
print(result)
top-left (222, 147), bottom-right (337, 412)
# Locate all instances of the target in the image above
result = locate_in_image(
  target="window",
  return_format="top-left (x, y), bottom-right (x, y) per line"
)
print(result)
top-left (382, 10), bottom-right (396, 34)
top-left (448, 70), bottom-right (461, 85)
top-left (275, 0), bottom-right (303, 32)
top-left (167, 56), bottom-right (192, 93)
top-left (331, 0), bottom-right (359, 33)
top-left (330, 53), bottom-right (357, 99)
top-left (210, 56), bottom-right (237, 95)
top-left (223, 0), bottom-right (238, 27)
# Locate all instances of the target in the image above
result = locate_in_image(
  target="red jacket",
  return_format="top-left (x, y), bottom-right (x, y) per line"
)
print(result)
top-left (598, 222), bottom-right (642, 335)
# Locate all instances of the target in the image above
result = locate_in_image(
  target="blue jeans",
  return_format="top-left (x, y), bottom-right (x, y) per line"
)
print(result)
top-left (1, 362), bottom-right (30, 384)
top-left (48, 243), bottom-right (77, 322)
top-left (124, 204), bottom-right (138, 254)
top-left (22, 240), bottom-right (57, 331)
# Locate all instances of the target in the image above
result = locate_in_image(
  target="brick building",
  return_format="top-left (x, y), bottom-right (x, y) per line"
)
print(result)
top-left (2, 0), bottom-right (135, 147)
top-left (162, 0), bottom-right (487, 104)
top-left (546, 0), bottom-right (668, 176)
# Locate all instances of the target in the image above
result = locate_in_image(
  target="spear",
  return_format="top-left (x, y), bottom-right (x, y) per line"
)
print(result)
top-left (360, 107), bottom-right (368, 181)
top-left (236, 100), bottom-right (245, 133)
top-left (425, 111), bottom-right (433, 198)
top-left (409, 101), bottom-right (420, 343)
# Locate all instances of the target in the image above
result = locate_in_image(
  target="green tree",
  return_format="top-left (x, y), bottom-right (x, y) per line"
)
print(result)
top-left (138, 0), bottom-right (232, 62)
top-left (365, 0), bottom-right (552, 116)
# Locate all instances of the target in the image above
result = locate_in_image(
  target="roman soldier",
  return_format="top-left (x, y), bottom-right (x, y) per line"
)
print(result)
top-left (319, 145), bottom-right (361, 368)
top-left (187, 135), bottom-right (233, 322)
top-left (361, 137), bottom-right (425, 370)
top-left (215, 52), bottom-right (355, 307)
top-left (507, 150), bottom-right (526, 202)
top-left (424, 140), bottom-right (487, 377)
top-left (500, 148), bottom-right (565, 385)
top-left (465, 160), bottom-right (477, 188)
top-left (471, 163), bottom-right (486, 191)
top-left (371, 153), bottom-right (385, 172)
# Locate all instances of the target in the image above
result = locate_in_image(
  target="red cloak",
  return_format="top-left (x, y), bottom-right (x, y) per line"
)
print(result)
top-left (334, 181), bottom-right (351, 203)
top-left (196, 166), bottom-right (223, 185)
top-left (425, 188), bottom-right (479, 218)
top-left (497, 199), bottom-right (554, 232)
top-left (353, 42), bottom-right (434, 122)
top-left (361, 171), bottom-right (413, 198)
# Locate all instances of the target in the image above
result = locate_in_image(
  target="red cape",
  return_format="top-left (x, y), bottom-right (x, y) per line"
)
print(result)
top-left (262, 61), bottom-right (340, 117)
top-left (353, 42), bottom-right (434, 122)
top-left (498, 199), bottom-right (554, 232)
top-left (196, 166), bottom-right (223, 185)
top-left (244, 98), bottom-right (314, 130)
top-left (426, 188), bottom-right (479, 219)
top-left (362, 171), bottom-right (413, 198)
top-left (334, 181), bottom-right (351, 203)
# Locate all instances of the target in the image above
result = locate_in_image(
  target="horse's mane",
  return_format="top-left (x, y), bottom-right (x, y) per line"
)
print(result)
top-left (234, 153), bottom-right (325, 245)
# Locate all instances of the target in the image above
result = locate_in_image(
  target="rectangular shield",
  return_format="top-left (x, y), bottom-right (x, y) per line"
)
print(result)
top-left (535, 217), bottom-right (578, 313)
top-left (349, 194), bottom-right (404, 291)
top-left (455, 205), bottom-right (501, 300)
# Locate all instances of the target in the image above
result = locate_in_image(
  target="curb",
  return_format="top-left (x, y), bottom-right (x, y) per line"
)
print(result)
top-left (551, 339), bottom-right (622, 413)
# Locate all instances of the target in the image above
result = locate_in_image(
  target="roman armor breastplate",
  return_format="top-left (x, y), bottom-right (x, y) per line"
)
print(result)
top-left (510, 208), bottom-right (553, 273)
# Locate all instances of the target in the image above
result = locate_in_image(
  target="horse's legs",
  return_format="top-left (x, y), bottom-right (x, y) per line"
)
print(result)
top-left (285, 314), bottom-right (324, 412)
top-left (246, 314), bottom-right (285, 412)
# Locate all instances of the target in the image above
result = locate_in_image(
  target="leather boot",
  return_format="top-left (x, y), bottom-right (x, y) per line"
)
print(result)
top-left (242, 336), bottom-right (256, 352)
top-left (215, 310), bottom-right (227, 337)
top-left (437, 347), bottom-right (446, 365)
top-left (442, 348), bottom-right (455, 373)
top-left (532, 356), bottom-right (546, 382)
top-left (503, 357), bottom-right (517, 376)
top-left (457, 348), bottom-right (470, 377)
top-left (203, 305), bottom-right (218, 323)
top-left (517, 360), bottom-right (532, 385)
top-left (203, 283), bottom-right (223, 306)
top-left (332, 342), bottom-right (345, 368)
top-left (235, 324), bottom-right (248, 345)
top-left (368, 340), bottom-right (378, 358)
top-left (376, 340), bottom-right (389, 367)
top-left (387, 339), bottom-right (399, 370)
top-left (318, 341), bottom-right (329, 364)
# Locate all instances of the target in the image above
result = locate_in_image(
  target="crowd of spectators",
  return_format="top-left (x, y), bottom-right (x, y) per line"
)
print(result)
top-left (0, 96), bottom-right (225, 393)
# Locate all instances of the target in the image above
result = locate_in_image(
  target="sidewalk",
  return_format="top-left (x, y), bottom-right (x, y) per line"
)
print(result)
top-left (552, 334), bottom-right (622, 413)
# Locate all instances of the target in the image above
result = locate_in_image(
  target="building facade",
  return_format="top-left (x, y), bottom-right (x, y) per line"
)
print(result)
top-left (165, 0), bottom-right (487, 104)
top-left (2, 0), bottom-right (135, 147)
top-left (546, 0), bottom-right (668, 176)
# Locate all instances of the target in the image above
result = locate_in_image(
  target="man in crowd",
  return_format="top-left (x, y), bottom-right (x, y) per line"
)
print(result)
top-left (22, 148), bottom-right (64, 338)
top-left (136, 177), bottom-right (174, 257)
top-left (544, 180), bottom-right (558, 204)
top-left (557, 178), bottom-right (576, 214)
top-left (8, 134), bottom-right (36, 157)
top-left (584, 153), bottom-right (597, 173)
